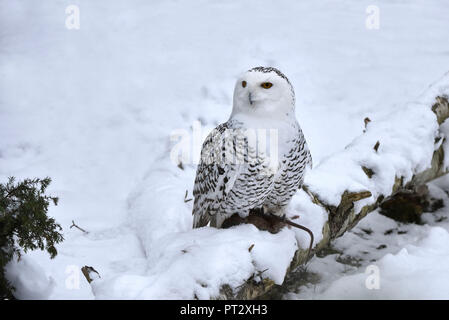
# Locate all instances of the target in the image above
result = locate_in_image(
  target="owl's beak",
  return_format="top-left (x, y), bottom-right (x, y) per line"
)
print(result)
top-left (248, 92), bottom-right (254, 105)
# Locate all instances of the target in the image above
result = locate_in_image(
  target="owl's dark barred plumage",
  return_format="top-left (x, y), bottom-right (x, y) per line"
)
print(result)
top-left (192, 67), bottom-right (312, 228)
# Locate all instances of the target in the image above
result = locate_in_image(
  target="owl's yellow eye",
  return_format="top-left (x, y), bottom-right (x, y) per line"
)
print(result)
top-left (242, 81), bottom-right (247, 88)
top-left (261, 82), bottom-right (273, 89)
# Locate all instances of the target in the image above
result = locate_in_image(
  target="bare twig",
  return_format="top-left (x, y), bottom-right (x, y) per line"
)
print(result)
top-left (363, 117), bottom-right (371, 132)
top-left (184, 190), bottom-right (193, 203)
top-left (70, 220), bottom-right (88, 234)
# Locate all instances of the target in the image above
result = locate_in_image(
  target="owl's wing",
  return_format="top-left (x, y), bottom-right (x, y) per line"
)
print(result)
top-left (192, 123), bottom-right (239, 228)
top-left (298, 126), bottom-right (313, 170)
top-left (304, 142), bottom-right (313, 170)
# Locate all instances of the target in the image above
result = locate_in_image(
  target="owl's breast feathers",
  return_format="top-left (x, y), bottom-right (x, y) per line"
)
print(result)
top-left (192, 120), bottom-right (311, 228)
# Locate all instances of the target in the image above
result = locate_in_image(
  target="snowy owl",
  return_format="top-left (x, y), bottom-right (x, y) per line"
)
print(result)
top-left (192, 67), bottom-right (312, 228)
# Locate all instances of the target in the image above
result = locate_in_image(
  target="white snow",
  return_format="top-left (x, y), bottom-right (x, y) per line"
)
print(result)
top-left (1, 0), bottom-right (449, 299)
top-left (288, 178), bottom-right (449, 300)
top-left (5, 255), bottom-right (55, 300)
top-left (305, 227), bottom-right (449, 300)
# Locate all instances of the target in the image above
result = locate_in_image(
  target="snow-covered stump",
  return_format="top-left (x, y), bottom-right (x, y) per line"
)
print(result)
top-left (228, 75), bottom-right (449, 300)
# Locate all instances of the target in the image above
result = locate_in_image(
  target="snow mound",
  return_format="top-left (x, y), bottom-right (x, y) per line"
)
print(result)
top-left (5, 255), bottom-right (55, 300)
top-left (90, 225), bottom-right (297, 299)
top-left (315, 226), bottom-right (449, 299)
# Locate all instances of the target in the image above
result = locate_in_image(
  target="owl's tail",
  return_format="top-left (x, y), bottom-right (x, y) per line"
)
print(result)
top-left (192, 210), bottom-right (210, 228)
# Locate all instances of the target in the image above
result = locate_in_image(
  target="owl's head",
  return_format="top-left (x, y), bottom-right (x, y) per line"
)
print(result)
top-left (231, 67), bottom-right (295, 118)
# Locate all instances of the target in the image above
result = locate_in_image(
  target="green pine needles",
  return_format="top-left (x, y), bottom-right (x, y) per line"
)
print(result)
top-left (0, 177), bottom-right (63, 299)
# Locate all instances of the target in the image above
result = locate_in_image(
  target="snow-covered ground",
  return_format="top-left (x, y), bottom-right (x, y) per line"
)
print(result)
top-left (287, 178), bottom-right (449, 300)
top-left (1, 0), bottom-right (449, 299)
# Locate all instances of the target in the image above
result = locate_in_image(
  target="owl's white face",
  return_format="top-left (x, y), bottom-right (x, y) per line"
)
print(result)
top-left (231, 67), bottom-right (295, 119)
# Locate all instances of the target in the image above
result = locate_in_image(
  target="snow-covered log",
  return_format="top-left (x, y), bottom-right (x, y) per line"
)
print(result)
top-left (230, 73), bottom-right (449, 299)
top-left (83, 73), bottom-right (449, 301)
